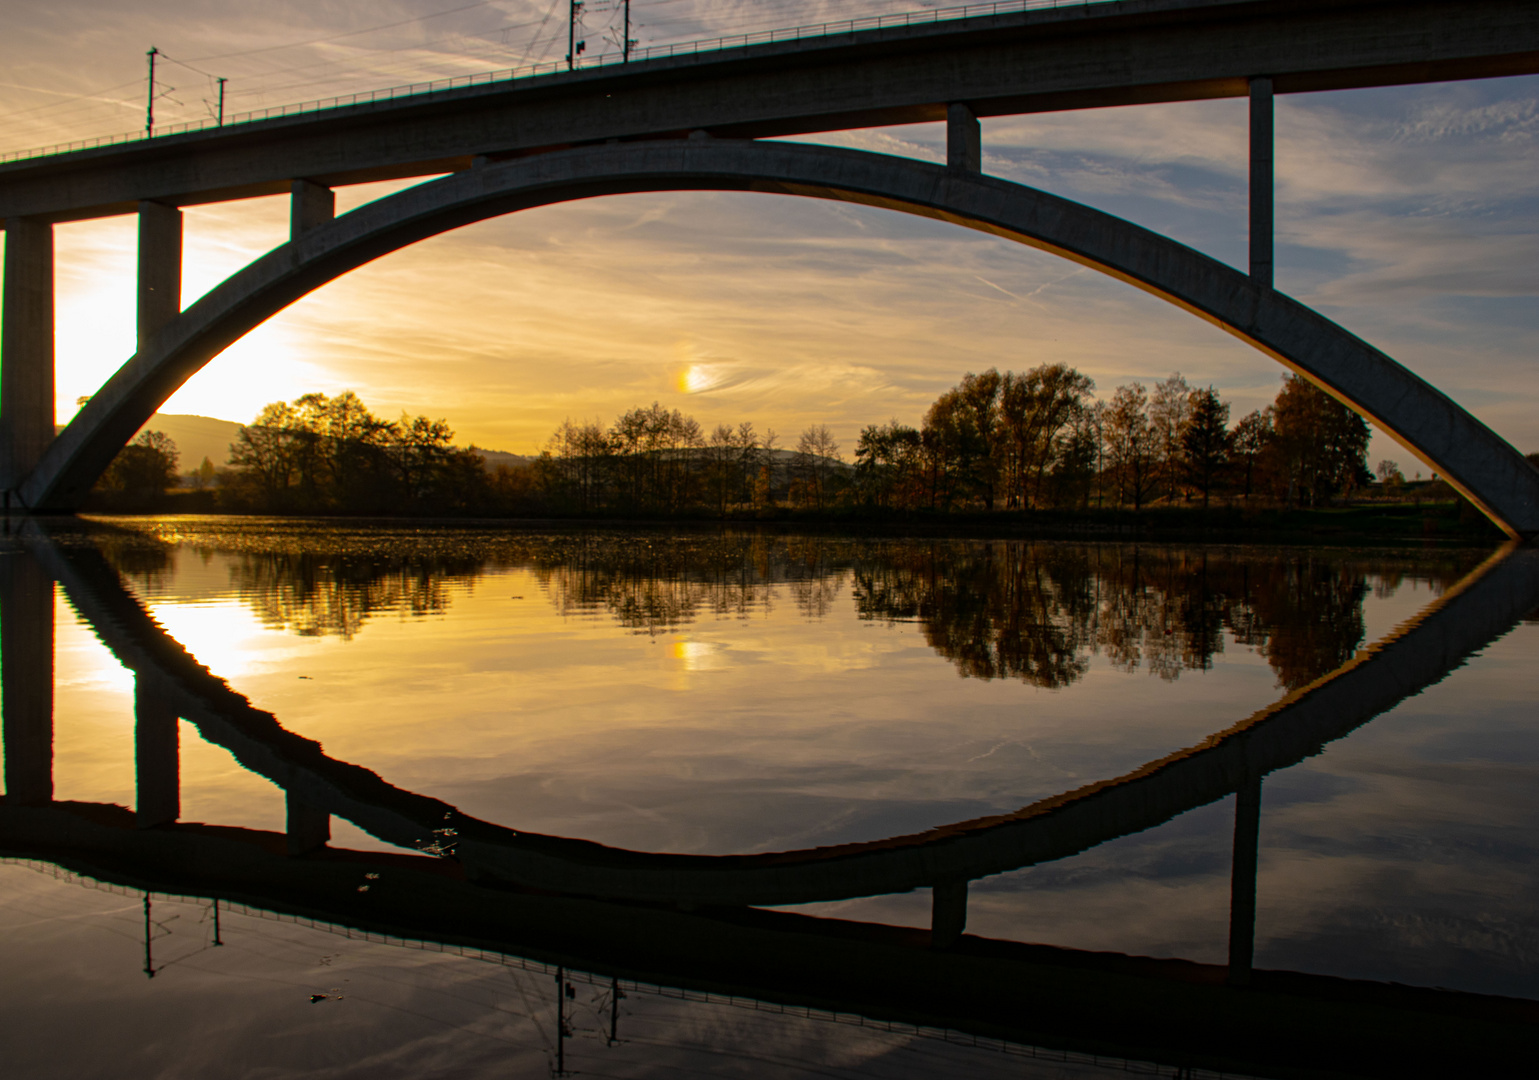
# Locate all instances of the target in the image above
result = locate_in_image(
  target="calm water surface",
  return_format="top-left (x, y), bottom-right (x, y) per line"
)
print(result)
top-left (2, 517), bottom-right (1536, 1078)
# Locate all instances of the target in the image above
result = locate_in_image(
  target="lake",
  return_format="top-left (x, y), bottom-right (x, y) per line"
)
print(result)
top-left (2, 517), bottom-right (1536, 1078)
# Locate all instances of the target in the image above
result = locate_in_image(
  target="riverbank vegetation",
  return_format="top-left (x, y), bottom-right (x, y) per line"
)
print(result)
top-left (89, 370), bottom-right (1525, 538)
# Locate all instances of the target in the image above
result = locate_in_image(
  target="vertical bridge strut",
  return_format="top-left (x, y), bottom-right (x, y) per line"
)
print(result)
top-left (1250, 77), bottom-right (1274, 287)
top-left (0, 219), bottom-right (55, 502)
top-left (137, 201), bottom-right (183, 349)
top-left (291, 179), bottom-right (335, 240)
top-left (947, 103), bottom-right (981, 173)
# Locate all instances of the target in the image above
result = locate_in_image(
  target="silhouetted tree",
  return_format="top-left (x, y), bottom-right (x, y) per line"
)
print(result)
top-left (100, 430), bottom-right (180, 494)
top-left (1181, 386), bottom-right (1230, 508)
top-left (1268, 375), bottom-right (1371, 506)
top-left (1104, 383), bottom-right (1160, 509)
top-left (1230, 408), bottom-right (1272, 500)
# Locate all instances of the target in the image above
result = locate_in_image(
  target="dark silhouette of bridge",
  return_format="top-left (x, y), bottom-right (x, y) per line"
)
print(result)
top-left (1, 0), bottom-right (1538, 531)
top-left (3, 523), bottom-right (1538, 1075)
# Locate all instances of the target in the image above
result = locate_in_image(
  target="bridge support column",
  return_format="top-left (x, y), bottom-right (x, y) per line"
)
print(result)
top-left (134, 676), bottom-right (179, 828)
top-left (1, 548), bottom-right (54, 803)
top-left (290, 180), bottom-right (335, 241)
top-left (931, 878), bottom-right (968, 948)
top-left (947, 103), bottom-right (981, 173)
top-left (1249, 77), bottom-right (1274, 288)
top-left (1227, 775), bottom-right (1263, 985)
top-left (1, 219), bottom-right (55, 500)
top-left (137, 202), bottom-right (182, 349)
top-left (286, 790), bottom-right (330, 854)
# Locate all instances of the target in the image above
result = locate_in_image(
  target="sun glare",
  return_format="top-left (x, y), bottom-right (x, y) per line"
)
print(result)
top-left (146, 600), bottom-right (291, 683)
top-left (680, 364), bottom-right (723, 394)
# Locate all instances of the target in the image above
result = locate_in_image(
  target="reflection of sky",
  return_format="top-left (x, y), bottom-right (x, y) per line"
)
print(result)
top-left (1, 863), bottom-right (1105, 1080)
top-left (31, 536), bottom-right (1538, 1004)
top-left (796, 622), bottom-right (1539, 1000)
top-left (58, 553), bottom-right (1288, 854)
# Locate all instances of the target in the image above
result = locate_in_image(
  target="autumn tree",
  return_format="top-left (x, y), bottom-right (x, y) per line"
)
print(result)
top-left (855, 420), bottom-right (923, 510)
top-left (997, 363), bottom-right (1096, 509)
top-left (1104, 383), bottom-right (1160, 509)
top-left (1230, 408), bottom-right (1273, 500)
top-left (1149, 372), bottom-right (1193, 501)
top-left (1269, 375), bottom-right (1371, 506)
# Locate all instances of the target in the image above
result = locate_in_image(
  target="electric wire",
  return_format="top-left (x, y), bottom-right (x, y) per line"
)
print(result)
top-left (178, 0), bottom-right (499, 63)
top-left (3, 0), bottom-right (1051, 152)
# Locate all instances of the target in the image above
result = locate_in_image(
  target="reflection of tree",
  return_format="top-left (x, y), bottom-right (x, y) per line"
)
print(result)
top-left (533, 534), bottom-right (856, 633)
top-left (91, 522), bottom-right (1482, 688)
top-left (228, 553), bottom-right (472, 640)
top-left (1237, 556), bottom-right (1369, 691)
top-left (854, 543), bottom-right (1092, 688)
top-left (94, 531), bottom-right (176, 590)
top-left (854, 543), bottom-right (1477, 691)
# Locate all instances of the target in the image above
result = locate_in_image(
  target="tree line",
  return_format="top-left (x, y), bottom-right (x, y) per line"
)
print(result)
top-left (96, 369), bottom-right (1379, 517)
top-left (850, 367), bottom-right (1372, 514)
top-left (534, 367), bottom-right (1373, 516)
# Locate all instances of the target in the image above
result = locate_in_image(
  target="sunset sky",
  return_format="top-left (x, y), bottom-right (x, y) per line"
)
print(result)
top-left (2, 0), bottom-right (1536, 465)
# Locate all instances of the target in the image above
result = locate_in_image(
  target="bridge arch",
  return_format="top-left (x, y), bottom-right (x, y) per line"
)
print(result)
top-left (24, 139), bottom-right (1539, 535)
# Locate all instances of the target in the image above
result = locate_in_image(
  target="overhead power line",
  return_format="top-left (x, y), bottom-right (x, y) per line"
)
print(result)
top-left (179, 0), bottom-right (497, 64)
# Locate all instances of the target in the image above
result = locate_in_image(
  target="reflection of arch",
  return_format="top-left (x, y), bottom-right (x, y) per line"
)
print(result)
top-left (24, 140), bottom-right (1539, 535)
top-left (24, 527), bottom-right (1539, 911)
top-left (7, 531), bottom-right (1539, 1077)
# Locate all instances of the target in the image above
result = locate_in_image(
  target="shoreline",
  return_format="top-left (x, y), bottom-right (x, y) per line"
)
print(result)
top-left (56, 499), bottom-right (1507, 548)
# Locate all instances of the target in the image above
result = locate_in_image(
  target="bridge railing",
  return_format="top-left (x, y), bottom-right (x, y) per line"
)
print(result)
top-left (1, 0), bottom-right (1114, 166)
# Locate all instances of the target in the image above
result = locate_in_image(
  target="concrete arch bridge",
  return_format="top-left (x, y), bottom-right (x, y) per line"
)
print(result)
top-left (1, 0), bottom-right (1537, 532)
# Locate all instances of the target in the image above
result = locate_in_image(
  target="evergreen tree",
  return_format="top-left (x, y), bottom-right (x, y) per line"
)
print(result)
top-left (1181, 386), bottom-right (1230, 508)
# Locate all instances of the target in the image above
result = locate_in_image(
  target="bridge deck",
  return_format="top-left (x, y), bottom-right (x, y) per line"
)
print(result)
top-left (2, 0), bottom-right (1536, 224)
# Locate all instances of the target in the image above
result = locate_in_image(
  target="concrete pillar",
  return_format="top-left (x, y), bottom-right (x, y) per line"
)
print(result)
top-left (931, 878), bottom-right (968, 948)
top-left (1, 548), bottom-right (54, 803)
top-left (0, 218), bottom-right (55, 497)
top-left (134, 676), bottom-right (179, 828)
top-left (290, 180), bottom-right (335, 242)
top-left (946, 103), bottom-right (981, 173)
top-left (286, 790), bottom-right (330, 854)
top-left (1249, 77), bottom-right (1274, 288)
top-left (1227, 775), bottom-right (1263, 985)
top-left (137, 201), bottom-right (182, 350)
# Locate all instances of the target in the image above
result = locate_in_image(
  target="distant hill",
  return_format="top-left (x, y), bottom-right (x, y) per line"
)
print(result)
top-left (135, 414), bottom-right (245, 471)
top-left (119, 414), bottom-right (536, 475)
top-left (472, 447), bottom-right (537, 470)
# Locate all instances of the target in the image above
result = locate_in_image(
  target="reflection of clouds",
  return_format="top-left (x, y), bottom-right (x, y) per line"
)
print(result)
top-left (0, 863), bottom-right (1046, 1079)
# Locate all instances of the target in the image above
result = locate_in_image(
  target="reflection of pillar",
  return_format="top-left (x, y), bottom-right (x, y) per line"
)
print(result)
top-left (290, 179), bottom-right (335, 241)
top-left (286, 790), bottom-right (330, 854)
top-left (1, 218), bottom-right (55, 496)
top-left (1249, 76), bottom-right (1274, 288)
top-left (143, 895), bottom-right (156, 978)
top-left (1228, 775), bottom-right (1263, 986)
top-left (946, 103), bottom-right (981, 173)
top-left (134, 676), bottom-right (179, 828)
top-left (555, 966), bottom-right (569, 1076)
top-left (931, 879), bottom-right (968, 949)
top-left (137, 201), bottom-right (182, 350)
top-left (1, 549), bottom-right (54, 803)
top-left (609, 977), bottom-right (622, 1044)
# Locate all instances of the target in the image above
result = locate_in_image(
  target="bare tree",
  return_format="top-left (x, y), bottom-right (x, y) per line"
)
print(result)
top-left (794, 424), bottom-right (841, 511)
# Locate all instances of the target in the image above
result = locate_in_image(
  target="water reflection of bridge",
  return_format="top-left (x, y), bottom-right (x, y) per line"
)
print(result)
top-left (3, 525), bottom-right (1538, 1075)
